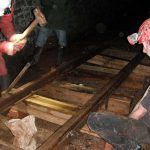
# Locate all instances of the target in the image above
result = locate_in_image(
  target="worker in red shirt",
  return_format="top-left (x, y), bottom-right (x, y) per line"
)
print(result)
top-left (0, 0), bottom-right (27, 91)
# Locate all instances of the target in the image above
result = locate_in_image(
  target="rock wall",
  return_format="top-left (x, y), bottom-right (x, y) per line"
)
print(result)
top-left (40, 0), bottom-right (112, 39)
top-left (0, 0), bottom-right (115, 41)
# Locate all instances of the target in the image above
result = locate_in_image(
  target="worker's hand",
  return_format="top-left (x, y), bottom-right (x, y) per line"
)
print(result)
top-left (13, 38), bottom-right (27, 52)
top-left (9, 34), bottom-right (25, 43)
top-left (1, 39), bottom-right (26, 56)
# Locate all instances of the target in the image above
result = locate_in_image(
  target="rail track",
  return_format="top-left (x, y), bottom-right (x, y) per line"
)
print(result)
top-left (0, 43), bottom-right (150, 150)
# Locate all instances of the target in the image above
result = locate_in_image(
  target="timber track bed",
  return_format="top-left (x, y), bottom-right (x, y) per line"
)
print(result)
top-left (0, 44), bottom-right (150, 150)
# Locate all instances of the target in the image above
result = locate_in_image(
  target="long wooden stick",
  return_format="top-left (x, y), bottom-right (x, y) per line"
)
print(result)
top-left (4, 62), bottom-right (31, 93)
top-left (21, 19), bottom-right (38, 39)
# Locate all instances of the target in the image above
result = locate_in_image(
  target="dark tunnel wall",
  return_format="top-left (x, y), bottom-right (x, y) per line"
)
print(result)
top-left (1, 0), bottom-right (149, 77)
top-left (0, 0), bottom-right (149, 41)
top-left (0, 0), bottom-right (129, 43)
top-left (0, 0), bottom-right (111, 41)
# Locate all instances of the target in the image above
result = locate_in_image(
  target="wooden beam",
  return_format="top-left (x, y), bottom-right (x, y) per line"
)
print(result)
top-left (54, 81), bottom-right (95, 94)
top-left (25, 94), bottom-right (78, 114)
top-left (88, 54), bottom-right (150, 76)
top-left (27, 107), bottom-right (69, 125)
top-left (87, 55), bottom-right (127, 69)
top-left (13, 101), bottom-right (72, 125)
top-left (37, 85), bottom-right (93, 106)
top-left (101, 48), bottom-right (150, 65)
top-left (63, 75), bottom-right (111, 88)
top-left (78, 64), bottom-right (119, 75)
top-left (100, 94), bottom-right (132, 115)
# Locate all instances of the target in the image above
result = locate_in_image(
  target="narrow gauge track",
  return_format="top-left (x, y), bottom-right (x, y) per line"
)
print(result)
top-left (0, 45), bottom-right (149, 150)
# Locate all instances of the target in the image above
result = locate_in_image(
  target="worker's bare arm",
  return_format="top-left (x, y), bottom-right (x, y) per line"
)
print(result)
top-left (129, 104), bottom-right (147, 120)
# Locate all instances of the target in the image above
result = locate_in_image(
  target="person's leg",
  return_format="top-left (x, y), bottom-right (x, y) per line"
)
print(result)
top-left (87, 112), bottom-right (150, 149)
top-left (0, 14), bottom-right (15, 91)
top-left (0, 54), bottom-right (9, 91)
top-left (31, 27), bottom-right (52, 65)
top-left (55, 30), bottom-right (67, 66)
top-left (0, 74), bottom-right (10, 91)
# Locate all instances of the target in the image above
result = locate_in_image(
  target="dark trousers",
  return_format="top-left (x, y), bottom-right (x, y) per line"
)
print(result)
top-left (0, 74), bottom-right (10, 91)
top-left (87, 112), bottom-right (150, 150)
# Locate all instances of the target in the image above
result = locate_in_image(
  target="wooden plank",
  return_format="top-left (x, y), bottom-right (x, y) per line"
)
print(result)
top-left (78, 64), bottom-right (119, 75)
top-left (88, 55), bottom-right (150, 76)
top-left (11, 101), bottom-right (71, 126)
top-left (35, 118), bottom-right (61, 148)
top-left (55, 81), bottom-right (95, 94)
top-left (10, 102), bottom-right (62, 131)
top-left (28, 104), bottom-right (72, 120)
top-left (27, 107), bottom-right (68, 125)
top-left (0, 141), bottom-right (18, 150)
top-left (120, 76), bottom-right (144, 90)
top-left (25, 94), bottom-right (78, 114)
top-left (37, 52), bottom-right (145, 150)
top-left (134, 65), bottom-right (150, 76)
top-left (101, 48), bottom-right (150, 65)
top-left (101, 48), bottom-right (136, 60)
top-left (100, 95), bottom-right (132, 115)
top-left (114, 87), bottom-right (140, 99)
top-left (87, 55), bottom-right (127, 69)
top-left (0, 115), bottom-right (17, 149)
top-left (63, 75), bottom-right (111, 88)
top-left (125, 73), bottom-right (146, 82)
top-left (37, 85), bottom-right (93, 106)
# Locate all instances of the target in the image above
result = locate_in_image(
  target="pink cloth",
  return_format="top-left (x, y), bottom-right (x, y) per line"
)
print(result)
top-left (138, 18), bottom-right (150, 44)
top-left (0, 13), bottom-right (15, 75)
top-left (127, 18), bottom-right (150, 56)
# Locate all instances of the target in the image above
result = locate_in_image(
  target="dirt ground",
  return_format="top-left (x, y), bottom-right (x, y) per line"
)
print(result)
top-left (54, 131), bottom-right (105, 150)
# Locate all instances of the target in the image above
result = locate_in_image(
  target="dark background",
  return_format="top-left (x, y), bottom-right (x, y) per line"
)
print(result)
top-left (1, 0), bottom-right (149, 42)
top-left (1, 0), bottom-right (149, 79)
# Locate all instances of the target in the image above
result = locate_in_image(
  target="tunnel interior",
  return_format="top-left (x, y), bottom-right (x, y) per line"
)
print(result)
top-left (0, 1), bottom-right (150, 149)
top-left (0, 0), bottom-right (149, 82)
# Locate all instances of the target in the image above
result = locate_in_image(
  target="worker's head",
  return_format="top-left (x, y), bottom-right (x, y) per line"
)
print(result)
top-left (127, 18), bottom-right (150, 57)
top-left (0, 0), bottom-right (11, 16)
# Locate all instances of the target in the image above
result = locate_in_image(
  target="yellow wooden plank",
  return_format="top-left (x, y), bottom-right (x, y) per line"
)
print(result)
top-left (25, 94), bottom-right (78, 114)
